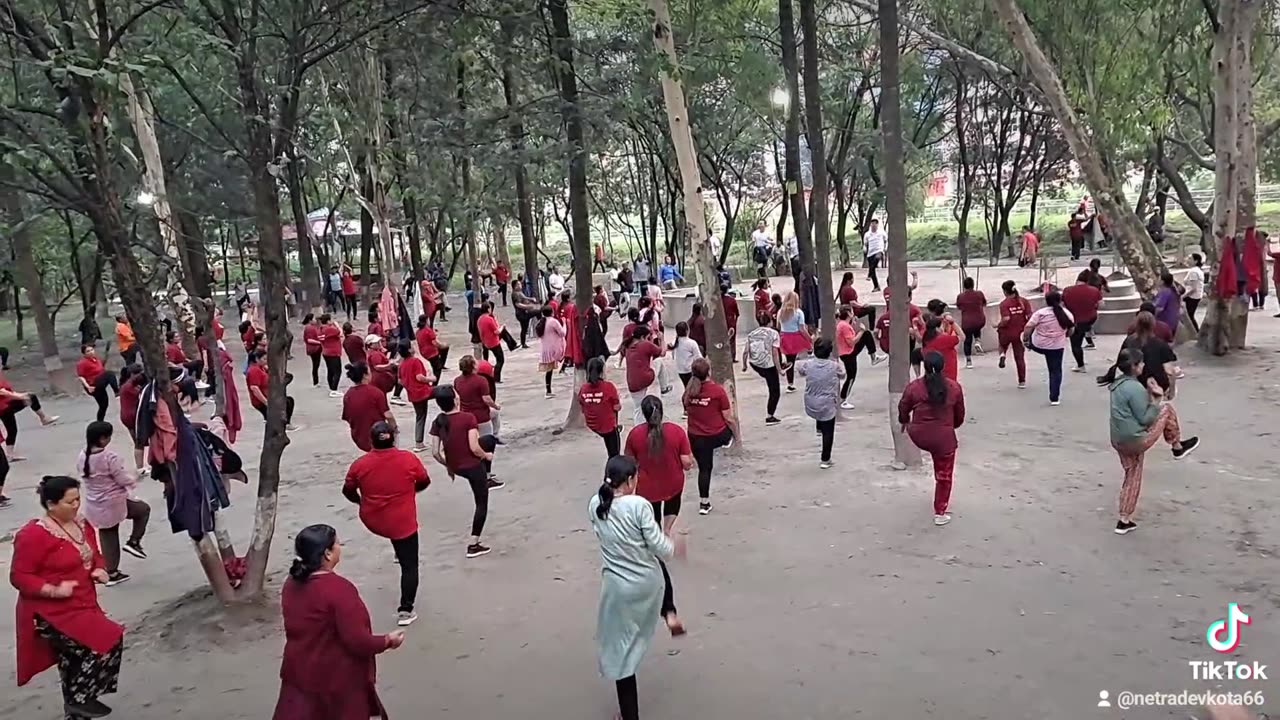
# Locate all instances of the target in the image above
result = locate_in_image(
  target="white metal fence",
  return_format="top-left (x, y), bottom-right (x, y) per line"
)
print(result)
top-left (911, 184), bottom-right (1280, 224)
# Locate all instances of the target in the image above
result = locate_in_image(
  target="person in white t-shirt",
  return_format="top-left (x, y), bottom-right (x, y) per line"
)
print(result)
top-left (750, 221), bottom-right (773, 274)
top-left (785, 235), bottom-right (801, 286)
top-left (863, 218), bottom-right (887, 292)
top-left (707, 232), bottom-right (722, 261)
top-left (548, 267), bottom-right (565, 294)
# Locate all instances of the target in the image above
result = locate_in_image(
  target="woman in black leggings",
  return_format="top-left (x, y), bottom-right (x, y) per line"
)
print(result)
top-left (836, 308), bottom-right (879, 408)
top-left (76, 345), bottom-right (119, 423)
top-left (0, 378), bottom-right (59, 460)
top-left (682, 358), bottom-right (736, 514)
top-left (741, 311), bottom-right (784, 424)
top-left (430, 387), bottom-right (496, 559)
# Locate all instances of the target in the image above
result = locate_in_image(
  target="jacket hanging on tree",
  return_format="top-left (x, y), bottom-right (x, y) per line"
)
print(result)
top-left (1243, 227), bottom-right (1264, 296)
top-left (1216, 235), bottom-right (1239, 298)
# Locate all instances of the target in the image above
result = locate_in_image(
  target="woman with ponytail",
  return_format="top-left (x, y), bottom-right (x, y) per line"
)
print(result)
top-left (577, 357), bottom-right (623, 457)
top-left (898, 351), bottom-right (967, 526)
top-left (430, 387), bottom-right (497, 559)
top-left (623, 396), bottom-right (693, 534)
top-left (682, 358), bottom-right (736, 514)
top-left (589, 455), bottom-right (685, 720)
top-left (1107, 348), bottom-right (1200, 535)
top-left (77, 421), bottom-right (150, 585)
top-left (342, 362), bottom-right (396, 452)
top-left (1023, 289), bottom-right (1075, 405)
top-left (623, 325), bottom-right (667, 425)
top-left (274, 524), bottom-right (405, 720)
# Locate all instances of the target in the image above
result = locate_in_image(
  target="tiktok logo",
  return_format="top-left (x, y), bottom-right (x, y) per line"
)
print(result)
top-left (1206, 603), bottom-right (1251, 653)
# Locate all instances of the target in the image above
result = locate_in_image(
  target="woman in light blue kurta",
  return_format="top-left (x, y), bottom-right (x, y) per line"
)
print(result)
top-left (589, 455), bottom-right (679, 720)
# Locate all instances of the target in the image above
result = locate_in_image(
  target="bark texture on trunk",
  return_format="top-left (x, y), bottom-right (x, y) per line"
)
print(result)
top-left (779, 0), bottom-right (810, 272)
top-left (0, 165), bottom-right (74, 392)
top-left (648, 0), bottom-right (740, 435)
top-left (800, 0), bottom-right (836, 340)
top-left (121, 74), bottom-right (200, 357)
top-left (549, 0), bottom-right (592, 429)
top-left (990, 0), bottom-right (1165, 298)
top-left (878, 0), bottom-right (921, 468)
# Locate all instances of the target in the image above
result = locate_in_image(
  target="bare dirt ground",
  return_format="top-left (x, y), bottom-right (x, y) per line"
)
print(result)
top-left (2, 267), bottom-right (1279, 719)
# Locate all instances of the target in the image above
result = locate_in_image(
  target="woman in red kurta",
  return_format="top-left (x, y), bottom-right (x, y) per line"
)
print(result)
top-left (897, 352), bottom-right (967, 527)
top-left (274, 524), bottom-right (405, 720)
top-left (11, 475), bottom-right (125, 718)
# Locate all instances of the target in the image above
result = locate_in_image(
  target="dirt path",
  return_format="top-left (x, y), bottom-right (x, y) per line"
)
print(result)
top-left (2, 285), bottom-right (1278, 719)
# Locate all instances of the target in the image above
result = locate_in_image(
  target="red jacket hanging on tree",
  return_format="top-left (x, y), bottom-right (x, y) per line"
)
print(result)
top-left (560, 302), bottom-right (584, 365)
top-left (1216, 234), bottom-right (1239, 298)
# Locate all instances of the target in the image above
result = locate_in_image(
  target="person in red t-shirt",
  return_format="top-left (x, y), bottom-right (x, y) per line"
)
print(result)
top-left (246, 350), bottom-right (296, 427)
top-left (318, 314), bottom-right (344, 395)
top-left (1062, 270), bottom-right (1104, 371)
top-left (340, 264), bottom-right (358, 320)
top-left (365, 336), bottom-right (399, 399)
top-left (164, 330), bottom-right (204, 381)
top-left (996, 281), bottom-right (1032, 386)
top-left (343, 421), bottom-right (428, 625)
top-left (429, 387), bottom-right (497, 559)
top-left (397, 344), bottom-right (436, 450)
top-left (493, 261), bottom-right (511, 306)
top-left (954, 277), bottom-right (988, 368)
top-left (577, 357), bottom-right (622, 458)
top-left (898, 352), bottom-right (966, 526)
top-left (76, 345), bottom-right (120, 423)
top-left (623, 325), bottom-right (665, 425)
top-left (301, 313), bottom-right (323, 387)
top-left (0, 370), bottom-right (58, 463)
top-left (681, 358), bottom-right (736, 515)
top-left (720, 287), bottom-right (740, 356)
top-left (414, 315), bottom-right (449, 381)
top-left (419, 280), bottom-right (438, 328)
top-left (476, 302), bottom-right (513, 383)
top-left (920, 315), bottom-right (960, 382)
top-left (342, 322), bottom-right (366, 365)
top-left (623, 395), bottom-right (693, 533)
top-left (454, 355), bottom-right (499, 439)
top-left (342, 363), bottom-right (395, 452)
top-left (753, 277), bottom-right (775, 323)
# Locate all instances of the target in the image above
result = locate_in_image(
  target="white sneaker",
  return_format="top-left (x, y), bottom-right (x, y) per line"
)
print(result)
top-left (1071, 365), bottom-right (1087, 373)
top-left (965, 359), bottom-right (973, 369)
top-left (1017, 382), bottom-right (1026, 389)
top-left (1050, 400), bottom-right (1061, 406)
top-left (137, 466), bottom-right (150, 478)
top-left (396, 610), bottom-right (418, 627)
top-left (934, 514), bottom-right (951, 526)
top-left (545, 392), bottom-right (555, 399)
top-left (819, 460), bottom-right (833, 469)
top-left (840, 401), bottom-right (855, 410)
top-left (389, 397), bottom-right (408, 406)
top-left (328, 390), bottom-right (341, 398)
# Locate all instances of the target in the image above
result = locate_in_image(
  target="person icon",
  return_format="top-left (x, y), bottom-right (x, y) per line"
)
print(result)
top-left (1097, 690), bottom-right (1111, 708)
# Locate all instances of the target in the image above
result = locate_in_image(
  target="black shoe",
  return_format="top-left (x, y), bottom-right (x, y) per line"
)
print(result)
top-left (105, 571), bottom-right (130, 587)
top-left (65, 699), bottom-right (112, 718)
top-left (1172, 436), bottom-right (1200, 460)
top-left (765, 416), bottom-right (781, 425)
top-left (699, 501), bottom-right (712, 515)
top-left (486, 478), bottom-right (505, 490)
top-left (122, 540), bottom-right (147, 560)
top-left (466, 543), bottom-right (491, 558)
top-left (998, 356), bottom-right (1007, 369)
top-left (1114, 520), bottom-right (1138, 535)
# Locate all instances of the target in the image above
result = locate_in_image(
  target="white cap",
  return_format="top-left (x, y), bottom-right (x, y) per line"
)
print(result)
top-left (364, 334), bottom-right (382, 346)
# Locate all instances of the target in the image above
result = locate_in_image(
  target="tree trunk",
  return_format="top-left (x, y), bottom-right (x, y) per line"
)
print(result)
top-left (177, 208), bottom-right (214, 299)
top-left (498, 19), bottom-right (541, 301)
top-left (1229, 0), bottom-right (1260, 350)
top-left (121, 74), bottom-right (200, 357)
top-left (878, 0), bottom-right (922, 468)
top-left (648, 0), bottom-right (740, 435)
top-left (548, 0), bottom-right (593, 430)
top-left (358, 153), bottom-right (374, 291)
top-left (284, 147), bottom-right (320, 314)
top-left (800, 0), bottom-right (836, 340)
top-left (0, 165), bottom-right (74, 392)
top-left (990, 0), bottom-right (1166, 297)
top-left (779, 0), bottom-right (810, 277)
top-left (1199, 0), bottom-right (1257, 355)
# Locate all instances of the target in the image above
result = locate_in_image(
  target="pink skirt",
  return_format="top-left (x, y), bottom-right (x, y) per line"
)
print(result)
top-left (779, 331), bottom-right (812, 356)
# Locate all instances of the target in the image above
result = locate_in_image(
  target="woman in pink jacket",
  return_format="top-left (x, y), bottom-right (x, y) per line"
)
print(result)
top-left (76, 421), bottom-right (150, 586)
top-left (537, 306), bottom-right (566, 399)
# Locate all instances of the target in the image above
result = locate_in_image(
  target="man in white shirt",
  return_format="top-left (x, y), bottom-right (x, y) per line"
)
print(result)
top-left (863, 218), bottom-right (887, 291)
top-left (548, 267), bottom-right (565, 294)
top-left (750, 221), bottom-right (773, 274)
top-left (707, 232), bottom-right (722, 261)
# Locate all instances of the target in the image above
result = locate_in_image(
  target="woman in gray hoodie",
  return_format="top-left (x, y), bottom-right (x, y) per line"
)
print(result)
top-left (1109, 348), bottom-right (1200, 535)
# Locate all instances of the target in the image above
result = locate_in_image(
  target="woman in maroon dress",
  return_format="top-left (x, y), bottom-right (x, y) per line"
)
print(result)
top-left (11, 475), bottom-right (124, 719)
top-left (274, 524), bottom-right (405, 720)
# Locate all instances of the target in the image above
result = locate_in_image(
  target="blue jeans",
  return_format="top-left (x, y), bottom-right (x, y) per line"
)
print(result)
top-left (1028, 340), bottom-right (1064, 402)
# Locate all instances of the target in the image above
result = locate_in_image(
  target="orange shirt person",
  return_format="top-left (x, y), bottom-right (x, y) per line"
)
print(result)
top-left (114, 316), bottom-right (137, 365)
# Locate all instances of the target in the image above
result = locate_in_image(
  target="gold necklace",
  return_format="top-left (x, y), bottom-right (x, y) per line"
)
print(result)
top-left (46, 515), bottom-right (92, 568)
